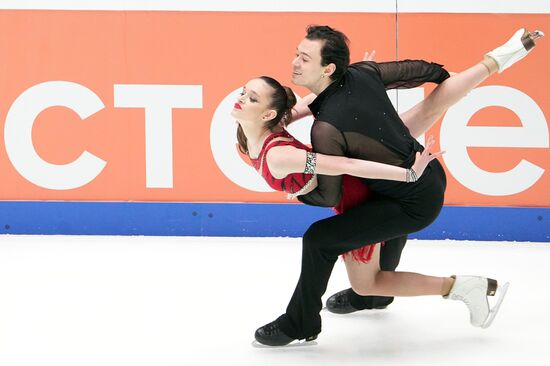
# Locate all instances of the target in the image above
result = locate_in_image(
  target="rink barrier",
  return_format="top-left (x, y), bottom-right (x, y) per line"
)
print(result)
top-left (0, 202), bottom-right (547, 242)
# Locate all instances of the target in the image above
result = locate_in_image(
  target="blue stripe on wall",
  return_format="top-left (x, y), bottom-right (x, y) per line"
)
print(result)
top-left (0, 201), bottom-right (548, 242)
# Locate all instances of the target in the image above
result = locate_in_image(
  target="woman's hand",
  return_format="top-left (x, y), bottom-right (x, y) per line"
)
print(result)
top-left (411, 136), bottom-right (445, 179)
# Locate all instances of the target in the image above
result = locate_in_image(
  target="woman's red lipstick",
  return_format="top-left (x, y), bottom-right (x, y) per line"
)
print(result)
top-left (234, 103), bottom-right (242, 110)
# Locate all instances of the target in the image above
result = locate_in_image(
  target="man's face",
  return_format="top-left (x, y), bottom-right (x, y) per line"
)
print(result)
top-left (291, 38), bottom-right (326, 89)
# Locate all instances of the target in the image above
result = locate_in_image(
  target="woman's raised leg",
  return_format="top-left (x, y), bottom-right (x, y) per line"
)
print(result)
top-left (401, 29), bottom-right (543, 139)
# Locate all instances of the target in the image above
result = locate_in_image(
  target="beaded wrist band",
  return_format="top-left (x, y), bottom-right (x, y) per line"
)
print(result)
top-left (406, 168), bottom-right (418, 183)
top-left (304, 152), bottom-right (317, 174)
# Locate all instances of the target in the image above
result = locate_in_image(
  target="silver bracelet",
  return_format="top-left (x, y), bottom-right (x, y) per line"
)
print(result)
top-left (304, 152), bottom-right (317, 174)
top-left (406, 168), bottom-right (418, 183)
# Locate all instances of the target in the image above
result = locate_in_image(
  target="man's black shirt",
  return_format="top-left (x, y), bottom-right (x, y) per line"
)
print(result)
top-left (298, 60), bottom-right (450, 207)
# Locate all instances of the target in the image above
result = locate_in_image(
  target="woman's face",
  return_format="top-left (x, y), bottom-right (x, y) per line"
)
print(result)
top-left (231, 78), bottom-right (274, 123)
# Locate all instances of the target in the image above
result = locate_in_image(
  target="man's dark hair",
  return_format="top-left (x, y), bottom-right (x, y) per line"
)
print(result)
top-left (306, 25), bottom-right (350, 81)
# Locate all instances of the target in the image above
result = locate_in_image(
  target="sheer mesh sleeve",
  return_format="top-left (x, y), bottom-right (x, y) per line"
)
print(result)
top-left (297, 121), bottom-right (347, 207)
top-left (356, 60), bottom-right (450, 90)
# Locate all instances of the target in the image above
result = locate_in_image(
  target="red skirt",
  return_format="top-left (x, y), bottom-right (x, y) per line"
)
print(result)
top-left (333, 175), bottom-right (382, 263)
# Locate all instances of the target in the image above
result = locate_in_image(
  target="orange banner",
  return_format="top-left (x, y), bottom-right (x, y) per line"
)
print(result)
top-left (0, 11), bottom-right (548, 206)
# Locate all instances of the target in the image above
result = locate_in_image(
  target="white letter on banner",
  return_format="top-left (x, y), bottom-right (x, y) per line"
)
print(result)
top-left (114, 84), bottom-right (202, 188)
top-left (4, 81), bottom-right (107, 190)
top-left (441, 86), bottom-right (548, 196)
top-left (210, 88), bottom-right (313, 192)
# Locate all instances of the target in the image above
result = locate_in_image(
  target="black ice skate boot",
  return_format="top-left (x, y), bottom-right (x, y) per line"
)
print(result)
top-left (254, 318), bottom-right (317, 347)
top-left (326, 288), bottom-right (390, 314)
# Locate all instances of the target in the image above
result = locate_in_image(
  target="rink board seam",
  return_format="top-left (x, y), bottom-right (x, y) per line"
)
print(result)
top-left (0, 202), bottom-right (547, 242)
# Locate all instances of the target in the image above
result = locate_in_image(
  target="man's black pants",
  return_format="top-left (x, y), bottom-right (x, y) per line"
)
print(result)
top-left (278, 161), bottom-right (447, 339)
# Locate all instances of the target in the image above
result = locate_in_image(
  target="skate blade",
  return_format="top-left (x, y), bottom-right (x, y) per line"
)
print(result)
top-left (251, 339), bottom-right (318, 348)
top-left (481, 282), bottom-right (510, 329)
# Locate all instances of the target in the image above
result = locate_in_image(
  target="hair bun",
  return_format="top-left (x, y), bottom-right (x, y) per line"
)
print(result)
top-left (283, 86), bottom-right (297, 109)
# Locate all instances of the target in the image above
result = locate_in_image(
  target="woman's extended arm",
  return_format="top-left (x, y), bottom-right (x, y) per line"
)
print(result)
top-left (267, 136), bottom-right (443, 185)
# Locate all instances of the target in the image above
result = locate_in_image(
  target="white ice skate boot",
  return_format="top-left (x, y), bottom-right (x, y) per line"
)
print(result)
top-left (444, 276), bottom-right (509, 328)
top-left (486, 28), bottom-right (544, 73)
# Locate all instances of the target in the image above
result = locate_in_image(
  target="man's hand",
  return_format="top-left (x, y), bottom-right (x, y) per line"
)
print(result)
top-left (363, 50), bottom-right (376, 61)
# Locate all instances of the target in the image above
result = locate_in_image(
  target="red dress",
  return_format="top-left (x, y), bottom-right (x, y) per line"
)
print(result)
top-left (251, 130), bottom-right (380, 263)
top-left (250, 130), bottom-right (316, 198)
top-left (334, 175), bottom-right (382, 263)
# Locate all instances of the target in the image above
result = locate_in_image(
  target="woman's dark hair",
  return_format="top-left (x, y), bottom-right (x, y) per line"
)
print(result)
top-left (236, 76), bottom-right (297, 155)
top-left (305, 25), bottom-right (350, 81)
